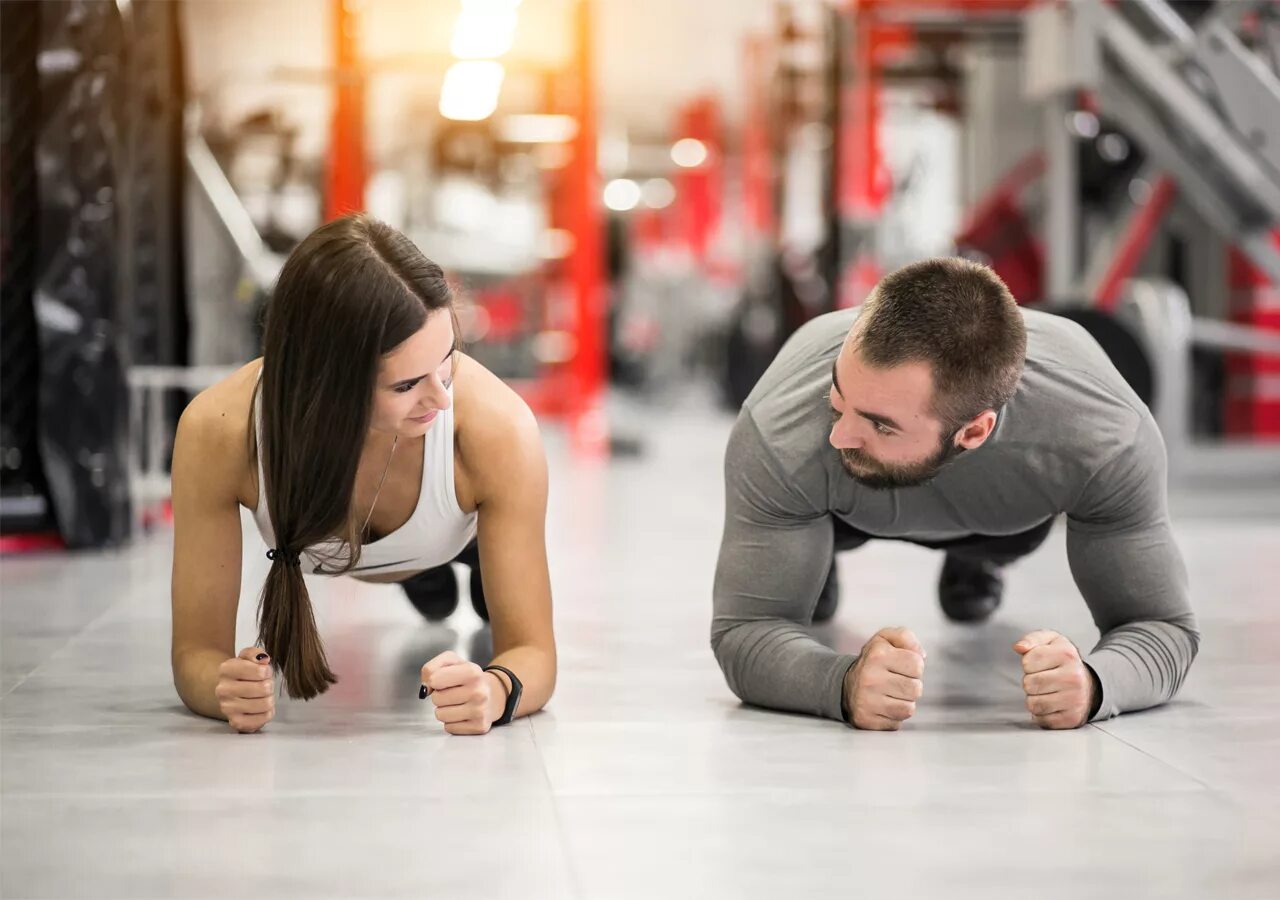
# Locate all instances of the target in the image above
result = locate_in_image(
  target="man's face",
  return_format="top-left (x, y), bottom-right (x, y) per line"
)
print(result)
top-left (827, 342), bottom-right (964, 490)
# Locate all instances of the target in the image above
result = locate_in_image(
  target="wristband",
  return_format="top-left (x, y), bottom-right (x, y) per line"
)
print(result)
top-left (483, 664), bottom-right (523, 727)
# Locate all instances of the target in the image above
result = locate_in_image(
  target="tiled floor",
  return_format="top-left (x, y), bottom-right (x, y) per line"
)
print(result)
top-left (3, 393), bottom-right (1279, 899)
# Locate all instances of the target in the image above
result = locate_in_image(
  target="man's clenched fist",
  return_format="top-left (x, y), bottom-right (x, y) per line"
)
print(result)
top-left (1014, 630), bottom-right (1097, 730)
top-left (842, 627), bottom-right (926, 731)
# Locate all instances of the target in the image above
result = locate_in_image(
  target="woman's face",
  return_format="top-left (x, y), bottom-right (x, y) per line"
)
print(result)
top-left (371, 309), bottom-right (456, 437)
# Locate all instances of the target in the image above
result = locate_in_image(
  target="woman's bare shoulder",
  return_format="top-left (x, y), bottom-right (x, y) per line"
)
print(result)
top-left (453, 354), bottom-right (539, 441)
top-left (452, 354), bottom-right (544, 504)
top-left (175, 360), bottom-right (263, 504)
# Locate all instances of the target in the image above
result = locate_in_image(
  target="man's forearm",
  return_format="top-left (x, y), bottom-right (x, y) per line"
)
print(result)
top-left (1084, 617), bottom-right (1199, 720)
top-left (711, 618), bottom-right (857, 722)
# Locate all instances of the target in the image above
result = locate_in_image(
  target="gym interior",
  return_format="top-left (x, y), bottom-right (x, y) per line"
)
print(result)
top-left (2, 1), bottom-right (1278, 897)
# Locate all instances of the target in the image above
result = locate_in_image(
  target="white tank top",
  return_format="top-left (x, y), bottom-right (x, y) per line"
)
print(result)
top-left (250, 382), bottom-right (478, 578)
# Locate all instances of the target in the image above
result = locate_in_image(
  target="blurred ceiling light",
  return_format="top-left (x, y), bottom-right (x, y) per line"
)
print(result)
top-left (1098, 132), bottom-right (1130, 163)
top-left (439, 61), bottom-right (505, 121)
top-left (532, 330), bottom-right (577, 364)
top-left (671, 138), bottom-right (708, 168)
top-left (1128, 177), bottom-right (1153, 206)
top-left (1068, 110), bottom-right (1100, 140)
top-left (459, 304), bottom-right (492, 342)
top-left (500, 114), bottom-right (579, 144)
top-left (603, 178), bottom-right (641, 212)
top-left (641, 178), bottom-right (675, 209)
top-left (461, 0), bottom-right (521, 10)
top-left (450, 8), bottom-right (517, 59)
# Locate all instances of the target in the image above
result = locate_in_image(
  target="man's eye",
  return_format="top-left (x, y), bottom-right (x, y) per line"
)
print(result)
top-left (875, 423), bottom-right (894, 436)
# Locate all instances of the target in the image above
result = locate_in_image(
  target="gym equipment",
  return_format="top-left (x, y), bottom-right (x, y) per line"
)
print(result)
top-left (1054, 305), bottom-right (1156, 407)
top-left (2, 0), bottom-right (189, 547)
top-left (954, 153), bottom-right (1046, 306)
top-left (0, 1), bottom-right (50, 535)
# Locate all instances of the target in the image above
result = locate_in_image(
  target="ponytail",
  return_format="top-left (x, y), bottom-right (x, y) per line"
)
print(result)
top-left (258, 550), bottom-right (337, 700)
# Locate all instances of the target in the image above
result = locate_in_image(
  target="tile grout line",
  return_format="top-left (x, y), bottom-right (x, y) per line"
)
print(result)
top-left (2, 597), bottom-right (132, 699)
top-left (977, 622), bottom-right (1222, 795)
top-left (983, 645), bottom-right (1214, 792)
top-left (1087, 723), bottom-right (1218, 793)
top-left (527, 716), bottom-right (587, 900)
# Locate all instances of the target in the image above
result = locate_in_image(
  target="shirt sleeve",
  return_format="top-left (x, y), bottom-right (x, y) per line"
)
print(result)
top-left (1066, 411), bottom-right (1200, 721)
top-left (710, 411), bottom-right (857, 723)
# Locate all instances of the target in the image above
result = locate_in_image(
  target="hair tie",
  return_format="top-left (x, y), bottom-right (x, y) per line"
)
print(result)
top-left (266, 548), bottom-right (302, 567)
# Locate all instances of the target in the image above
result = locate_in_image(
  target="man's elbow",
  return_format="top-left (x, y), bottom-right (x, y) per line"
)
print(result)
top-left (1160, 608), bottom-right (1201, 662)
top-left (708, 616), bottom-right (752, 704)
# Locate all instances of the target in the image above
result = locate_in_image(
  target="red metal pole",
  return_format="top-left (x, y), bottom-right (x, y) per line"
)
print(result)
top-left (1094, 175), bottom-right (1177, 312)
top-left (565, 0), bottom-right (606, 449)
top-left (743, 35), bottom-right (775, 239)
top-left (325, 0), bottom-right (365, 220)
top-left (675, 97), bottom-right (722, 265)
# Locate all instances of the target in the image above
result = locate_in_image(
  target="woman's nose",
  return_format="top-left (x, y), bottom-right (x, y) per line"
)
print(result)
top-left (425, 375), bottom-right (452, 411)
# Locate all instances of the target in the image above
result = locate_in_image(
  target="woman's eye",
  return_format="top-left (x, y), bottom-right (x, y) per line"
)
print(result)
top-left (394, 381), bottom-right (419, 394)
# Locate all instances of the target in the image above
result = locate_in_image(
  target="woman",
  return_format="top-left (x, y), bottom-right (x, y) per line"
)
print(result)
top-left (170, 214), bottom-right (555, 735)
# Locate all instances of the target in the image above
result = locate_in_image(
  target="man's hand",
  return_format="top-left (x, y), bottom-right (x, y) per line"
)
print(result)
top-left (842, 627), bottom-right (926, 731)
top-left (1013, 630), bottom-right (1095, 730)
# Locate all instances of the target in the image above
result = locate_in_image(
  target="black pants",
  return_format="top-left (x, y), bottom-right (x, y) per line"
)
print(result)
top-left (398, 539), bottom-right (488, 621)
top-left (832, 516), bottom-right (1057, 565)
top-left (816, 516), bottom-right (1057, 620)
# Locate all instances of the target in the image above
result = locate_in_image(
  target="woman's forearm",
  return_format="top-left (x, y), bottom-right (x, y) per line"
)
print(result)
top-left (486, 645), bottom-right (556, 722)
top-left (172, 647), bottom-right (231, 721)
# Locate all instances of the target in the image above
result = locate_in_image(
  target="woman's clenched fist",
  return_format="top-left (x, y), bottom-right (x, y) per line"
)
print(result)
top-left (216, 647), bottom-right (275, 733)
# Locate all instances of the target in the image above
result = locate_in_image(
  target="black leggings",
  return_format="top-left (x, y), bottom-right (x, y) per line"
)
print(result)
top-left (397, 539), bottom-right (488, 621)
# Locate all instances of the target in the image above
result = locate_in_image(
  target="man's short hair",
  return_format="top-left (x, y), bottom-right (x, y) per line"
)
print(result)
top-left (852, 257), bottom-right (1027, 427)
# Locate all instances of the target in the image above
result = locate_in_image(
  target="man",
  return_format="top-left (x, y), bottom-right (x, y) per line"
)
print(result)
top-left (711, 257), bottom-right (1198, 730)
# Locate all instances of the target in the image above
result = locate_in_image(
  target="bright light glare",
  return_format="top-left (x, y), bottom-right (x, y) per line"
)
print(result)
top-left (439, 61), bottom-right (505, 122)
top-left (461, 0), bottom-right (521, 9)
top-left (450, 8), bottom-right (517, 58)
top-left (603, 179), bottom-right (641, 212)
top-left (641, 178), bottom-right (675, 209)
top-left (671, 138), bottom-right (708, 168)
top-left (499, 114), bottom-right (579, 144)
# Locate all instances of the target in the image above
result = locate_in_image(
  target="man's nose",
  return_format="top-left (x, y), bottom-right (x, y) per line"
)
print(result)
top-left (829, 418), bottom-right (863, 451)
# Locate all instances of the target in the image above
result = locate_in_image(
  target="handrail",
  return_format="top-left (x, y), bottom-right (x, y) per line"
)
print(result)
top-left (184, 128), bottom-right (283, 291)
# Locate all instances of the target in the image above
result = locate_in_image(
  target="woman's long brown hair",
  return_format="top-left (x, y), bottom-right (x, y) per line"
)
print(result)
top-left (253, 214), bottom-right (453, 700)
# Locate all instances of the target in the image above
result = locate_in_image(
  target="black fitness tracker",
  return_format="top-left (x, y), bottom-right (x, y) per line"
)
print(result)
top-left (483, 664), bottom-right (523, 727)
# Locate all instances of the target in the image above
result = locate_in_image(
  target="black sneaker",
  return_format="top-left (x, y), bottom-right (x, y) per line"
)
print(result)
top-left (401, 565), bottom-right (460, 622)
top-left (938, 554), bottom-right (1004, 623)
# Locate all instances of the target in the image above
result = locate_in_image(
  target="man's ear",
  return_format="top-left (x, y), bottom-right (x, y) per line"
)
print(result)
top-left (955, 409), bottom-right (997, 450)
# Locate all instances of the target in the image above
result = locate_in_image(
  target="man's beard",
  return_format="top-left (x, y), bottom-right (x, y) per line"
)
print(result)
top-left (838, 432), bottom-right (965, 490)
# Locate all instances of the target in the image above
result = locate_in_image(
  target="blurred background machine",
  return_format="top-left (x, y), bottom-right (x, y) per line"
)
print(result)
top-left (2, 0), bottom-right (1278, 552)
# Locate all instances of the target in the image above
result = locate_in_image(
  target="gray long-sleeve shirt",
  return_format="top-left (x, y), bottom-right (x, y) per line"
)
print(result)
top-left (711, 307), bottom-right (1199, 724)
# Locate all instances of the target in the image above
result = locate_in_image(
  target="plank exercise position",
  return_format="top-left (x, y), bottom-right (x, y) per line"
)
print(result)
top-left (171, 214), bottom-right (555, 734)
top-left (712, 258), bottom-right (1198, 730)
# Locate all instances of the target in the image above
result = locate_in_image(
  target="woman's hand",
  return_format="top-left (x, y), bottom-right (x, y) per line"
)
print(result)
top-left (216, 647), bottom-right (275, 733)
top-left (419, 651), bottom-right (506, 735)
